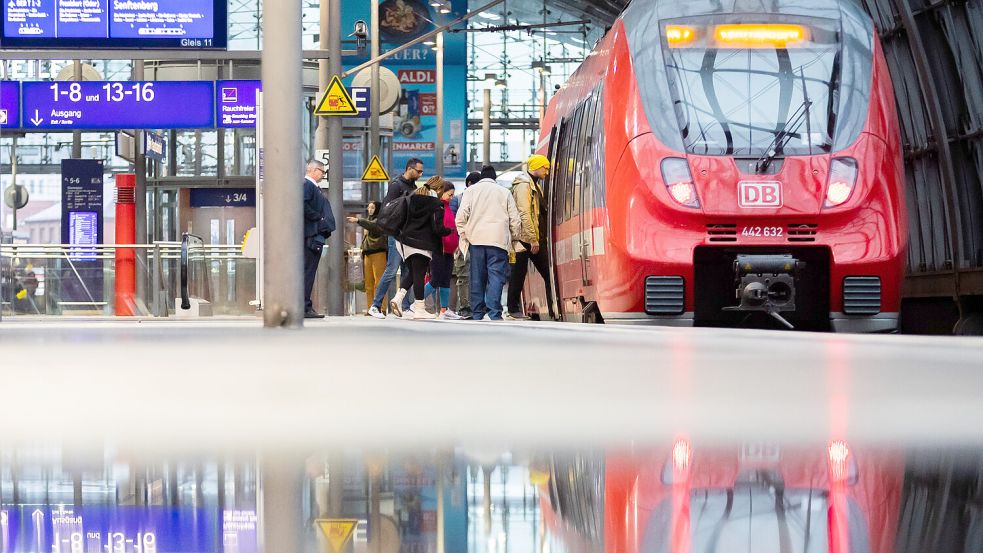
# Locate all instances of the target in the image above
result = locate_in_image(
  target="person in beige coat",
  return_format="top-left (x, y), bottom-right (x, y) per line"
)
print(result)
top-left (455, 165), bottom-right (522, 320)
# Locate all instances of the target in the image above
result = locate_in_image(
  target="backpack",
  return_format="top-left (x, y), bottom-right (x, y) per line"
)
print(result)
top-left (376, 194), bottom-right (410, 236)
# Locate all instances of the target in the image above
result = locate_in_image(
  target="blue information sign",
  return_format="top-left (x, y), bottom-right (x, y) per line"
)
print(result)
top-left (23, 81), bottom-right (215, 129)
top-left (61, 159), bottom-right (104, 304)
top-left (190, 188), bottom-right (255, 208)
top-left (0, 506), bottom-right (219, 553)
top-left (1, 0), bottom-right (227, 49)
top-left (0, 80), bottom-right (20, 128)
top-left (144, 131), bottom-right (166, 161)
top-left (215, 80), bottom-right (260, 128)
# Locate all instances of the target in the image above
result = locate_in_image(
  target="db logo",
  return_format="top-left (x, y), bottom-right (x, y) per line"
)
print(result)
top-left (739, 181), bottom-right (782, 208)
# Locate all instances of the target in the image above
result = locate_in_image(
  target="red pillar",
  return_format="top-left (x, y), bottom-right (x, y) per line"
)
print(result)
top-left (115, 173), bottom-right (137, 316)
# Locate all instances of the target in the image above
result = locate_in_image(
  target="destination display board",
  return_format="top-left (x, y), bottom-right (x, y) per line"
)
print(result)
top-left (1, 0), bottom-right (227, 49)
top-left (22, 80), bottom-right (215, 129)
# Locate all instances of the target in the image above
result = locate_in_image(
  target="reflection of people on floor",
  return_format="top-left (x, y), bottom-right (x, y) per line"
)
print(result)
top-left (400, 489), bottom-right (423, 536)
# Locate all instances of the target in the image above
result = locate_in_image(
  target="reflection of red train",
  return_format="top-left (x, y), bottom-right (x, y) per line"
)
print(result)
top-left (538, 441), bottom-right (904, 553)
top-left (522, 0), bottom-right (906, 332)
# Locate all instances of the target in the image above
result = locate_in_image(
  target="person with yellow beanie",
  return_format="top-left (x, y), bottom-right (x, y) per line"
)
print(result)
top-left (507, 153), bottom-right (555, 320)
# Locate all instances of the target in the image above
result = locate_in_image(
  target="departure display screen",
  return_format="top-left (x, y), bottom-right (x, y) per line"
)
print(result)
top-left (0, 0), bottom-right (227, 49)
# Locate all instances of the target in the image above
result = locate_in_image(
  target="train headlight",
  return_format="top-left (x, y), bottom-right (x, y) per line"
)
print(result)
top-left (660, 157), bottom-right (701, 208)
top-left (824, 157), bottom-right (858, 208)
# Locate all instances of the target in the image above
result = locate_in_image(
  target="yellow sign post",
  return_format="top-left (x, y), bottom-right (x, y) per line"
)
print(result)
top-left (361, 155), bottom-right (390, 182)
top-left (314, 76), bottom-right (359, 116)
top-left (315, 519), bottom-right (358, 553)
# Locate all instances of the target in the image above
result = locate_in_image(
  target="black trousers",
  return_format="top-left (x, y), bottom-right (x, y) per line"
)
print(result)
top-left (507, 242), bottom-right (553, 316)
top-left (399, 253), bottom-right (431, 301)
top-left (303, 242), bottom-right (322, 312)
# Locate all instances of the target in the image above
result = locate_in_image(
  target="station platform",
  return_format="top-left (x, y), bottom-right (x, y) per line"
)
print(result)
top-left (1, 316), bottom-right (982, 450)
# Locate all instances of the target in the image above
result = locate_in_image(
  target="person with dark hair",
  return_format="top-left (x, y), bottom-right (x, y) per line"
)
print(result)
top-left (389, 185), bottom-right (452, 319)
top-left (455, 165), bottom-right (522, 320)
top-left (423, 181), bottom-right (461, 319)
top-left (368, 158), bottom-right (425, 319)
top-left (348, 201), bottom-right (387, 315)
top-left (302, 159), bottom-right (335, 319)
top-left (449, 171), bottom-right (481, 319)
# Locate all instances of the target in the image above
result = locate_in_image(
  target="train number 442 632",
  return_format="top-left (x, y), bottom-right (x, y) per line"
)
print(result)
top-left (741, 226), bottom-right (783, 237)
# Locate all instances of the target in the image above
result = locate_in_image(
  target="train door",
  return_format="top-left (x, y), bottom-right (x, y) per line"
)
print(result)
top-left (578, 89), bottom-right (598, 289)
top-left (545, 121), bottom-right (564, 319)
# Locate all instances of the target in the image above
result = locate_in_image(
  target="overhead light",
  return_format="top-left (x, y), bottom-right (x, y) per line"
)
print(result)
top-left (438, 3), bottom-right (451, 13)
top-left (429, 0), bottom-right (441, 6)
top-left (531, 59), bottom-right (552, 75)
top-left (423, 38), bottom-right (436, 46)
top-left (495, 78), bottom-right (507, 89)
top-left (478, 12), bottom-right (501, 20)
top-left (484, 73), bottom-right (497, 88)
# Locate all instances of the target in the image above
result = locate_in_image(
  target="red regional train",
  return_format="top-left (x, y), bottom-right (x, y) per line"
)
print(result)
top-left (522, 0), bottom-right (907, 332)
top-left (537, 441), bottom-right (904, 553)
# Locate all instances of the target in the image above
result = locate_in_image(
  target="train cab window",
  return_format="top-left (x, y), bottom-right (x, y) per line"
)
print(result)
top-left (593, 86), bottom-right (606, 209)
top-left (651, 15), bottom-right (869, 158)
top-left (565, 105), bottom-right (584, 223)
top-left (553, 120), bottom-right (571, 226)
top-left (573, 96), bottom-right (593, 220)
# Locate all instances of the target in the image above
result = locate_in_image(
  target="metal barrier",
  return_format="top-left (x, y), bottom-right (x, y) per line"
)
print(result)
top-left (0, 241), bottom-right (248, 317)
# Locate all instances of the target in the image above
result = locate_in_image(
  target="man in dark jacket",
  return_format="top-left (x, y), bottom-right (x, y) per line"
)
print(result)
top-left (303, 159), bottom-right (336, 318)
top-left (367, 157), bottom-right (424, 319)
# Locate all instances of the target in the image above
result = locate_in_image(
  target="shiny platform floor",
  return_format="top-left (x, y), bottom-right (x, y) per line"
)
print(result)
top-left (1, 316), bottom-right (982, 448)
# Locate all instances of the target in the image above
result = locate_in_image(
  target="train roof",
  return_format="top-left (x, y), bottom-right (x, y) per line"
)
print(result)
top-left (621, 0), bottom-right (872, 25)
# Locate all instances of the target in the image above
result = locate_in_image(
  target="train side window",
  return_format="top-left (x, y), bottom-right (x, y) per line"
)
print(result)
top-left (566, 104), bottom-right (584, 223)
top-left (594, 86), bottom-right (606, 209)
top-left (575, 96), bottom-right (594, 222)
top-left (553, 119), bottom-right (570, 226)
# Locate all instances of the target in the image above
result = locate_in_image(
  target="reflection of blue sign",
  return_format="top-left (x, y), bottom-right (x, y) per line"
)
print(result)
top-left (23, 81), bottom-right (215, 129)
top-left (0, 81), bottom-right (21, 128)
top-left (60, 159), bottom-right (104, 304)
top-left (0, 506), bottom-right (218, 553)
top-left (190, 188), bottom-right (255, 208)
top-left (144, 132), bottom-right (167, 161)
top-left (215, 80), bottom-right (261, 128)
top-left (1, 0), bottom-right (226, 49)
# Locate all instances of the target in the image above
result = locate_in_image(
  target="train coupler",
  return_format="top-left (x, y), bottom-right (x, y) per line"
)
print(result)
top-left (722, 254), bottom-right (805, 329)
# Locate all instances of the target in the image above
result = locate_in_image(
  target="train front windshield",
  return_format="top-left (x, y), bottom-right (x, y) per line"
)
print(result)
top-left (660, 17), bottom-right (845, 157)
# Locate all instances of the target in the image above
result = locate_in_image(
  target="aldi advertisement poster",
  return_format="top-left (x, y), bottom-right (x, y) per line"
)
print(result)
top-left (341, 0), bottom-right (468, 179)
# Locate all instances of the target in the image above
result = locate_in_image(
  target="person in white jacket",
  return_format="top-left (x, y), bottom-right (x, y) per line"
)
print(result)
top-left (455, 165), bottom-right (522, 320)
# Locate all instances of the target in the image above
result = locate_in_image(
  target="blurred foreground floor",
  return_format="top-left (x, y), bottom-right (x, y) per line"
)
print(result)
top-left (0, 316), bottom-right (982, 448)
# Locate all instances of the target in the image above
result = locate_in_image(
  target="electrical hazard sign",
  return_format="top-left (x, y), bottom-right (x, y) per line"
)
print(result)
top-left (361, 155), bottom-right (390, 182)
top-left (315, 519), bottom-right (358, 553)
top-left (314, 76), bottom-right (359, 116)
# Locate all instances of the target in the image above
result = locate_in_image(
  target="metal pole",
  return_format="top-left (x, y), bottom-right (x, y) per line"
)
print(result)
top-left (436, 456), bottom-right (445, 553)
top-left (133, 60), bottom-right (148, 310)
top-left (11, 135), bottom-right (17, 231)
top-left (259, 453), bottom-right (304, 553)
top-left (435, 32), bottom-right (445, 176)
top-left (482, 89), bottom-right (491, 166)
top-left (261, 0), bottom-right (304, 328)
top-left (314, 0), bottom-right (331, 315)
top-left (72, 60), bottom-right (82, 158)
top-left (325, 0), bottom-right (345, 316)
top-left (370, 0), bottom-right (380, 156)
top-left (482, 465), bottom-right (493, 537)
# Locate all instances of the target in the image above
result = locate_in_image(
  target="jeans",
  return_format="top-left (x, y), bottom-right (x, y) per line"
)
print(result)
top-left (371, 236), bottom-right (405, 309)
top-left (469, 245), bottom-right (509, 320)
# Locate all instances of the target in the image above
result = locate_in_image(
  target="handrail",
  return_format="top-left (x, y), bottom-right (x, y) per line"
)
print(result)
top-left (180, 233), bottom-right (204, 310)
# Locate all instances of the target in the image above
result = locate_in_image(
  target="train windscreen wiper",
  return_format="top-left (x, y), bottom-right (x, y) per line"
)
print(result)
top-left (754, 98), bottom-right (812, 174)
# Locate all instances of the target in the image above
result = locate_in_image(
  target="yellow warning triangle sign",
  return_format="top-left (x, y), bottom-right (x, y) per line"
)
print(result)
top-left (314, 75), bottom-right (359, 116)
top-left (315, 519), bottom-right (358, 553)
top-left (361, 155), bottom-right (390, 182)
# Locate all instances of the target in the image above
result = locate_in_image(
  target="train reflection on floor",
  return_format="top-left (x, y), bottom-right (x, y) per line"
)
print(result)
top-left (0, 446), bottom-right (982, 552)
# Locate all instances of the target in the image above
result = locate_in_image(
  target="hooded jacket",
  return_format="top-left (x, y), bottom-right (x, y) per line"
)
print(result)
top-left (511, 172), bottom-right (545, 245)
top-left (397, 194), bottom-right (452, 252)
top-left (355, 206), bottom-right (387, 256)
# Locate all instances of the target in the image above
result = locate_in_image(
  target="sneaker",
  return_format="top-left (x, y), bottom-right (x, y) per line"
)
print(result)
top-left (412, 300), bottom-right (437, 320)
top-left (368, 306), bottom-right (386, 320)
top-left (439, 309), bottom-right (463, 320)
